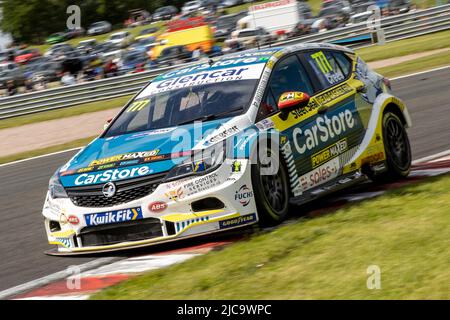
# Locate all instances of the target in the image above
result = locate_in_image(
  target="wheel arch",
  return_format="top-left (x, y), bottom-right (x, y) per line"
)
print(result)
top-left (383, 102), bottom-right (410, 128)
top-left (343, 94), bottom-right (411, 173)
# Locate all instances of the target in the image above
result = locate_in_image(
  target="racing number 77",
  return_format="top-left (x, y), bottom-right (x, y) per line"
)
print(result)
top-left (127, 99), bottom-right (150, 113)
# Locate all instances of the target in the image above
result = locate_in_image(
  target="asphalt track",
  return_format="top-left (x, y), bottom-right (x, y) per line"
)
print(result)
top-left (0, 67), bottom-right (449, 292)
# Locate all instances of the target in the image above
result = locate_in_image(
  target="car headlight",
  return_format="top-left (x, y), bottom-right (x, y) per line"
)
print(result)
top-left (164, 142), bottom-right (227, 182)
top-left (49, 173), bottom-right (68, 199)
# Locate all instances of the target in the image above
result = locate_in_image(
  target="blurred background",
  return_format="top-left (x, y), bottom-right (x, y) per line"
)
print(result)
top-left (0, 0), bottom-right (441, 96)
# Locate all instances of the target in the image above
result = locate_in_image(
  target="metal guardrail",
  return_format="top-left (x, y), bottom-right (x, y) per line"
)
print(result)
top-left (1, 4), bottom-right (449, 120)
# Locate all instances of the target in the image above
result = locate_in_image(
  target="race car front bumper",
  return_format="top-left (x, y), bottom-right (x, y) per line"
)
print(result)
top-left (42, 159), bottom-right (258, 254)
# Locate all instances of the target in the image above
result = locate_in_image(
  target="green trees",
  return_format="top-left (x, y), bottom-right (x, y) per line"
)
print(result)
top-left (1, 0), bottom-right (172, 44)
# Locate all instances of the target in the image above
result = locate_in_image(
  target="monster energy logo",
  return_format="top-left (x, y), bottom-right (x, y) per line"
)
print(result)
top-left (311, 51), bottom-right (333, 74)
top-left (127, 99), bottom-right (150, 112)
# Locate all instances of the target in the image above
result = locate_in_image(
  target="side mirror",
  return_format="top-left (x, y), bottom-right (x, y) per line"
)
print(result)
top-left (278, 91), bottom-right (310, 112)
top-left (103, 118), bottom-right (112, 131)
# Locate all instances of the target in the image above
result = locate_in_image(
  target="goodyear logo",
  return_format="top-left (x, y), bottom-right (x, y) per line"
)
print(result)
top-left (219, 213), bottom-right (257, 229)
top-left (311, 139), bottom-right (348, 168)
top-left (84, 207), bottom-right (143, 226)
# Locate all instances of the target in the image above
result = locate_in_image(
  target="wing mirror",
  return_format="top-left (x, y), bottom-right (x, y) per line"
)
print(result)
top-left (278, 91), bottom-right (310, 120)
top-left (103, 118), bottom-right (112, 131)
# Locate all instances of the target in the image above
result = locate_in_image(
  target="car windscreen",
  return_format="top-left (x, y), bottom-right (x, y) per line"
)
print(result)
top-left (155, 7), bottom-right (169, 13)
top-left (111, 34), bottom-right (125, 40)
top-left (36, 63), bottom-right (58, 71)
top-left (239, 30), bottom-right (258, 37)
top-left (138, 37), bottom-right (156, 45)
top-left (124, 52), bottom-right (146, 63)
top-left (141, 28), bottom-right (158, 35)
top-left (105, 80), bottom-right (257, 137)
top-left (104, 61), bottom-right (265, 137)
top-left (216, 16), bottom-right (237, 28)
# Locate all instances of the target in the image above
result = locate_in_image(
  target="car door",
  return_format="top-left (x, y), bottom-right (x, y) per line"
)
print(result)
top-left (257, 54), bottom-right (319, 195)
top-left (258, 50), bottom-right (365, 195)
top-left (297, 49), bottom-right (368, 184)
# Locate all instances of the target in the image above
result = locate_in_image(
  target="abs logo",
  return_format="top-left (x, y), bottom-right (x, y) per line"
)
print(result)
top-left (148, 201), bottom-right (168, 213)
top-left (235, 185), bottom-right (253, 207)
top-left (67, 215), bottom-right (80, 225)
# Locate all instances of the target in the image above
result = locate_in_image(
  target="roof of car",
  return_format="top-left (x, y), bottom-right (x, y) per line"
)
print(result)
top-left (153, 43), bottom-right (353, 82)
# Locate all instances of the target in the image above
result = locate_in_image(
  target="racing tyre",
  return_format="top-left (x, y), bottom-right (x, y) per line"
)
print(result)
top-left (251, 145), bottom-right (290, 226)
top-left (372, 112), bottom-right (411, 183)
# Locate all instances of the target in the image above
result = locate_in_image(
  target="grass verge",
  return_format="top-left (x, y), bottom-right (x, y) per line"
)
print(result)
top-left (0, 136), bottom-right (95, 165)
top-left (0, 95), bottom-right (131, 130)
top-left (374, 50), bottom-right (450, 78)
top-left (356, 30), bottom-right (450, 62)
top-left (92, 174), bottom-right (450, 300)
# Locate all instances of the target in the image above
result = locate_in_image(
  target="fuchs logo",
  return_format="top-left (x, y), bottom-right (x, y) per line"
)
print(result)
top-left (84, 207), bottom-right (143, 226)
top-left (149, 201), bottom-right (167, 213)
top-left (235, 185), bottom-right (253, 207)
top-left (67, 215), bottom-right (79, 225)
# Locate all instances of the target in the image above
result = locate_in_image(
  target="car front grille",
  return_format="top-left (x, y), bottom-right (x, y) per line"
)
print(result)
top-left (79, 218), bottom-right (163, 247)
top-left (66, 172), bottom-right (167, 208)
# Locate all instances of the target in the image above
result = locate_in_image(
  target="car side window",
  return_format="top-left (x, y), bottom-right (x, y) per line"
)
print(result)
top-left (332, 52), bottom-right (352, 78)
top-left (257, 55), bottom-right (314, 119)
top-left (269, 55), bottom-right (314, 103)
top-left (303, 50), bottom-right (345, 89)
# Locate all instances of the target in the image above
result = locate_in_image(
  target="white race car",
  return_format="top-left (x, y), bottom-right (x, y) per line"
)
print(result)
top-left (43, 43), bottom-right (411, 255)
